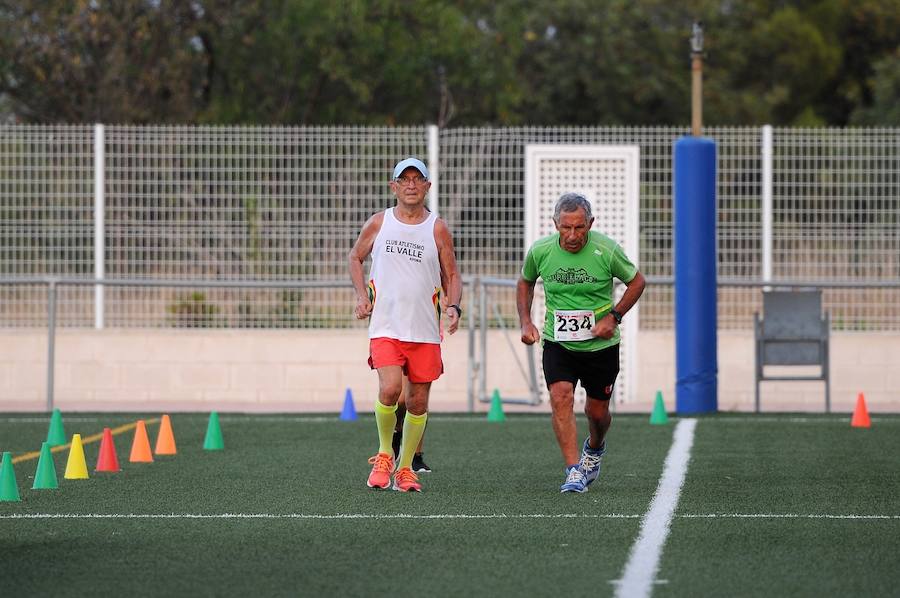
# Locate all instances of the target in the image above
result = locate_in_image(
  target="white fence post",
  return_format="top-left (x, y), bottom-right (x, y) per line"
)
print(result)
top-left (94, 123), bottom-right (105, 329)
top-left (427, 124), bottom-right (439, 215)
top-left (761, 124), bottom-right (773, 286)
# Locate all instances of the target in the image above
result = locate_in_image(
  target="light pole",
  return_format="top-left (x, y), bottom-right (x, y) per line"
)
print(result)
top-left (691, 21), bottom-right (704, 136)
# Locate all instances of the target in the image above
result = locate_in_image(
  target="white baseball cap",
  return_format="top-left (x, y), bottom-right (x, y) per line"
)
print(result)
top-left (391, 157), bottom-right (429, 180)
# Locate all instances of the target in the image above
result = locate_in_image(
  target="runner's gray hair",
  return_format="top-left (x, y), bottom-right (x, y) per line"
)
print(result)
top-left (553, 193), bottom-right (593, 223)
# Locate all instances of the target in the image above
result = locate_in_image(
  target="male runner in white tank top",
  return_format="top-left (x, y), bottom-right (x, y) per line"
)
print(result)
top-left (349, 157), bottom-right (462, 492)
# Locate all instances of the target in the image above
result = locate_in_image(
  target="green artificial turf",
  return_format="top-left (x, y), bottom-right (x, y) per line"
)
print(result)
top-left (1, 413), bottom-right (899, 597)
top-left (659, 416), bottom-right (900, 598)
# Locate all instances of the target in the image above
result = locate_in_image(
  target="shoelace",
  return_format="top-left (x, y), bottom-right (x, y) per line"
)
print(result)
top-left (394, 468), bottom-right (419, 485)
top-left (581, 451), bottom-right (603, 471)
top-left (367, 453), bottom-right (394, 473)
top-left (565, 467), bottom-right (586, 485)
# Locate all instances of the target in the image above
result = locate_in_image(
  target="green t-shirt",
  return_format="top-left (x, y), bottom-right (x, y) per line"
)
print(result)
top-left (521, 230), bottom-right (638, 352)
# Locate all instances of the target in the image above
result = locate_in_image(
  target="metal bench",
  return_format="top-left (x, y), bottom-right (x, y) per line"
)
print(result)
top-left (754, 289), bottom-right (830, 412)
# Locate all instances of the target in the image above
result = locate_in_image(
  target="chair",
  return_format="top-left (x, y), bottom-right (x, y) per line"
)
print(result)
top-left (754, 289), bottom-right (830, 412)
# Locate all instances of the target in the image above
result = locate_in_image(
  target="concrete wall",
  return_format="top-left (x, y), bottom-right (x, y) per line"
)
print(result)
top-left (1, 329), bottom-right (898, 413)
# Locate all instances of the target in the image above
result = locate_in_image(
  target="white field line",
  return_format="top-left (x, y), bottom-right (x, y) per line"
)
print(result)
top-left (0, 417), bottom-right (108, 423)
top-left (614, 418), bottom-right (698, 598)
top-left (215, 416), bottom-right (900, 424)
top-left (0, 416), bottom-right (555, 424)
top-left (4, 415), bottom-right (900, 425)
top-left (2, 512), bottom-right (899, 521)
top-left (682, 513), bottom-right (900, 519)
top-left (700, 416), bottom-right (900, 423)
top-left (0, 513), bottom-right (640, 520)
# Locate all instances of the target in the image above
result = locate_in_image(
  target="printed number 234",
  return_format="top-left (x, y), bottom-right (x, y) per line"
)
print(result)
top-left (557, 315), bottom-right (591, 332)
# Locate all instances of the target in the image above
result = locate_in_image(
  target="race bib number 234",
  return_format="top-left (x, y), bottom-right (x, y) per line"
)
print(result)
top-left (553, 309), bottom-right (595, 342)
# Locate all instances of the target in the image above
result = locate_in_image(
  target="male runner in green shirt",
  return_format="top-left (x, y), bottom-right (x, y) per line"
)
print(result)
top-left (517, 192), bottom-right (645, 493)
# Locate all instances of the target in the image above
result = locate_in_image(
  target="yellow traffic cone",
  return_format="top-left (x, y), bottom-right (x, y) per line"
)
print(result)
top-left (64, 434), bottom-right (89, 479)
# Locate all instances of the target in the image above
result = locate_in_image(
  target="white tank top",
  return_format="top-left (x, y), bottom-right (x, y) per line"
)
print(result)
top-left (368, 207), bottom-right (442, 343)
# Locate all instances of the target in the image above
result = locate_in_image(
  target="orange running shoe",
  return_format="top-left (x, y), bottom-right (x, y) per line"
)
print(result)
top-left (367, 452), bottom-right (394, 489)
top-left (392, 467), bottom-right (422, 492)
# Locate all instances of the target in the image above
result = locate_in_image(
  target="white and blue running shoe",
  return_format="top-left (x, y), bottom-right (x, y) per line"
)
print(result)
top-left (560, 465), bottom-right (589, 493)
top-left (579, 438), bottom-right (606, 486)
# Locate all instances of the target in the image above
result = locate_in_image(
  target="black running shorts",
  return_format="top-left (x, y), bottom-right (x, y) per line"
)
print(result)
top-left (541, 340), bottom-right (620, 401)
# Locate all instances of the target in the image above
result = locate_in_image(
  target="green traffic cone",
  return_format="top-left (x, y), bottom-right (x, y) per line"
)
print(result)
top-left (1, 452), bottom-right (21, 502)
top-left (487, 389), bottom-right (506, 422)
top-left (203, 412), bottom-right (224, 450)
top-left (46, 408), bottom-right (66, 447)
top-left (32, 442), bottom-right (59, 490)
top-left (650, 391), bottom-right (669, 425)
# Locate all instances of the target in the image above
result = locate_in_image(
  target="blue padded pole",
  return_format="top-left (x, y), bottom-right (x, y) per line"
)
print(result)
top-left (674, 136), bottom-right (718, 413)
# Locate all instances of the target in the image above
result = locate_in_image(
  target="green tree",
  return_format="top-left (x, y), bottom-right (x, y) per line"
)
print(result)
top-left (0, 0), bottom-right (217, 122)
top-left (701, 1), bottom-right (840, 125)
top-left (462, 0), bottom-right (705, 125)
top-left (850, 50), bottom-right (900, 125)
top-left (202, 0), bottom-right (519, 125)
top-left (827, 0), bottom-right (900, 125)
top-left (1, 0), bottom-right (898, 126)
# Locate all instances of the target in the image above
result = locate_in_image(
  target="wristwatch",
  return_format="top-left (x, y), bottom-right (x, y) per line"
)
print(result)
top-left (610, 309), bottom-right (623, 324)
top-left (448, 304), bottom-right (462, 318)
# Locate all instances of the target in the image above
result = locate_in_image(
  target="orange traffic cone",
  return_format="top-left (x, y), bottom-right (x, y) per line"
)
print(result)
top-left (95, 427), bottom-right (120, 472)
top-left (851, 392), bottom-right (871, 429)
top-left (154, 414), bottom-right (177, 456)
top-left (129, 420), bottom-right (154, 462)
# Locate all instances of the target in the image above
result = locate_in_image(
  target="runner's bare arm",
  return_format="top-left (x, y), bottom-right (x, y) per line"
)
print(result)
top-left (348, 212), bottom-right (385, 320)
top-left (435, 218), bottom-right (462, 334)
top-left (517, 277), bottom-right (541, 345)
top-left (592, 271), bottom-right (646, 339)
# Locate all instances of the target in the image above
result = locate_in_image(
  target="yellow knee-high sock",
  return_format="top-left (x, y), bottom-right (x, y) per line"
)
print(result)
top-left (374, 401), bottom-right (398, 456)
top-left (398, 411), bottom-right (427, 469)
